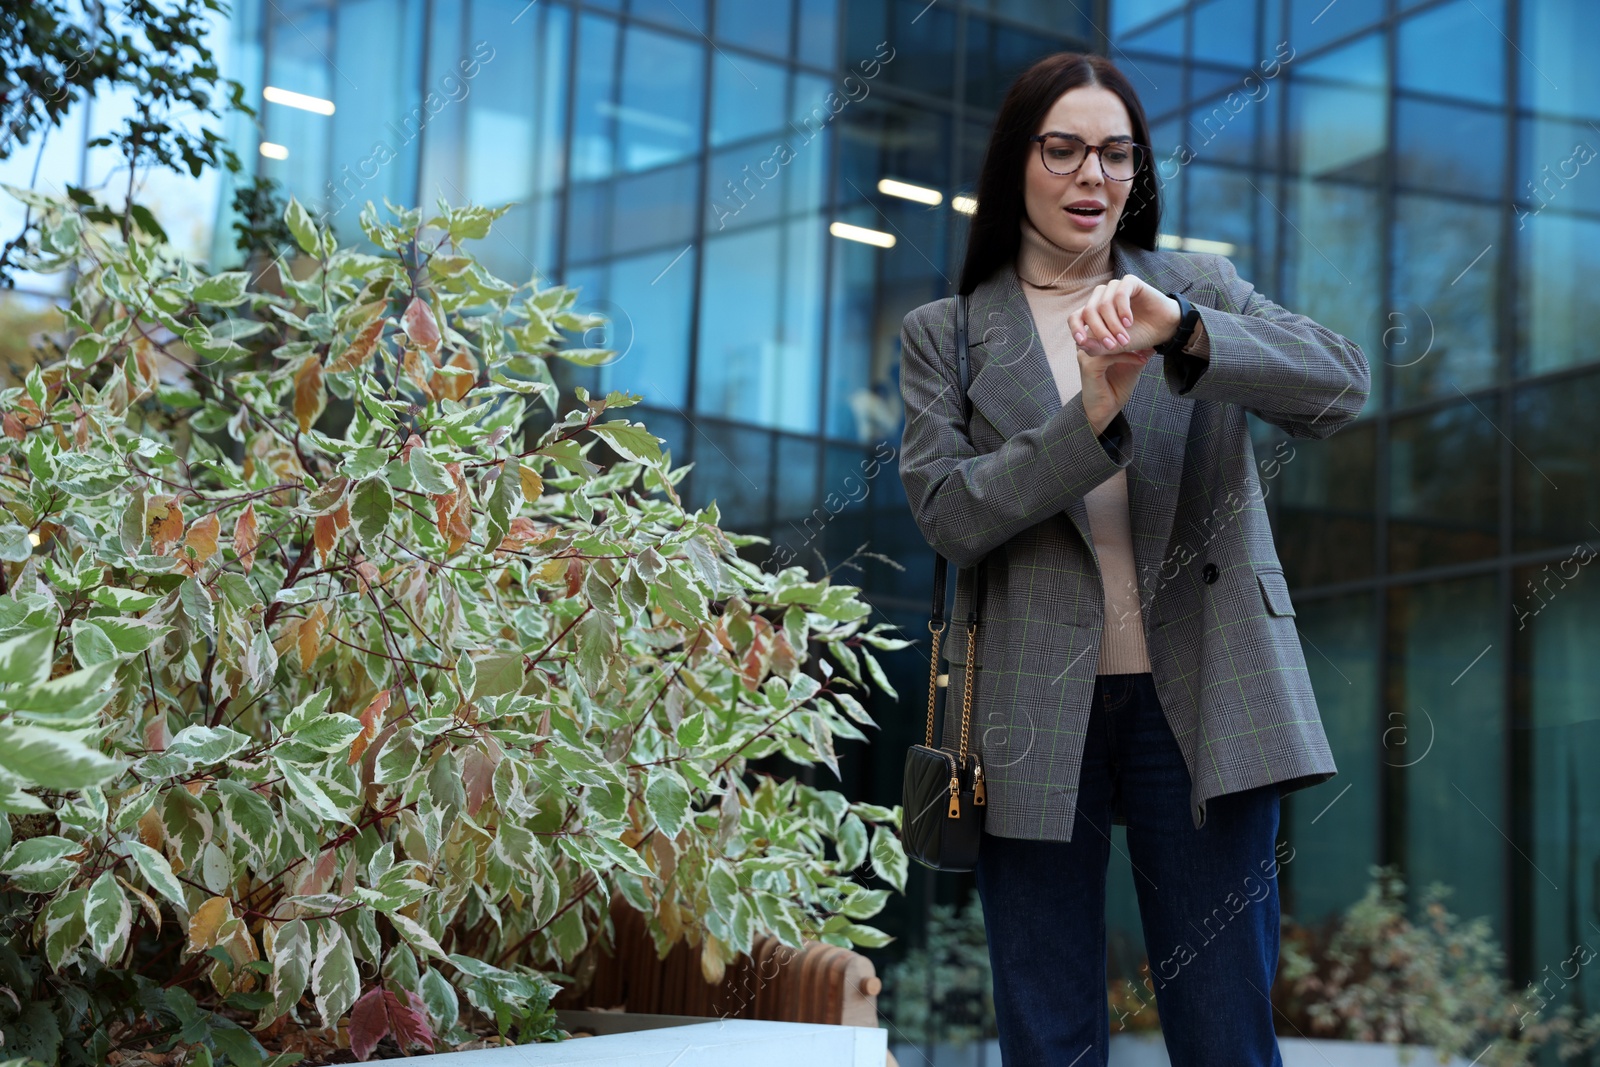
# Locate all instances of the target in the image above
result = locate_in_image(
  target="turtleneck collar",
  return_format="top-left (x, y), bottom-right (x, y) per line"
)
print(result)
top-left (1015, 213), bottom-right (1115, 289)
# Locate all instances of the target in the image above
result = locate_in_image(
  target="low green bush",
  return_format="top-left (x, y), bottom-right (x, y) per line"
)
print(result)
top-left (0, 187), bottom-right (907, 1065)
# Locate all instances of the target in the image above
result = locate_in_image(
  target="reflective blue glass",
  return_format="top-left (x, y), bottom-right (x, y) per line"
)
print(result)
top-left (570, 15), bottom-right (621, 182)
top-left (629, 0), bottom-right (706, 35)
top-left (697, 221), bottom-right (823, 433)
top-left (796, 0), bottom-right (838, 68)
top-left (1520, 1), bottom-right (1600, 121)
top-left (1390, 577), bottom-right (1506, 947)
top-left (1391, 194), bottom-right (1500, 406)
top-left (263, 3), bottom-right (333, 211)
top-left (1513, 373), bottom-right (1600, 552)
top-left (1516, 210), bottom-right (1600, 380)
top-left (1387, 402), bottom-right (1499, 571)
top-left (1111, 0), bottom-right (1183, 40)
top-left (715, 0), bottom-right (792, 58)
top-left (1286, 593), bottom-right (1379, 923)
top-left (842, 0), bottom-right (953, 99)
top-left (1289, 0), bottom-right (1382, 55)
top-left (1192, 0), bottom-right (1258, 68)
top-left (1398, 0), bottom-right (1505, 107)
top-left (619, 26), bottom-right (704, 173)
top-left (711, 53), bottom-right (789, 147)
top-left (573, 246), bottom-right (697, 410)
top-left (964, 17), bottom-right (1070, 111)
top-left (1396, 97), bottom-right (1503, 198)
top-left (690, 421), bottom-right (775, 532)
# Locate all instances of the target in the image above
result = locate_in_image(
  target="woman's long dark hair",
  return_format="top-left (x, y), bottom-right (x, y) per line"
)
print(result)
top-left (958, 52), bottom-right (1163, 295)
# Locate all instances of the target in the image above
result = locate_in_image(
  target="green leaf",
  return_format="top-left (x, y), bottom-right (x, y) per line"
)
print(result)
top-left (312, 922), bottom-right (360, 1026)
top-left (283, 689), bottom-right (334, 733)
top-left (644, 766), bottom-right (691, 838)
top-left (215, 780), bottom-right (278, 859)
top-left (194, 272), bottom-right (251, 306)
top-left (470, 651), bottom-right (524, 700)
top-left (408, 448), bottom-right (452, 494)
top-left (869, 823), bottom-right (908, 892)
top-left (43, 886), bottom-right (88, 970)
top-left (0, 627), bottom-right (53, 686)
top-left (350, 477), bottom-right (393, 552)
top-left (2, 835), bottom-right (80, 892)
top-left (275, 758), bottom-right (353, 825)
top-left (387, 911), bottom-right (446, 961)
top-left (835, 812), bottom-right (868, 872)
top-left (264, 918), bottom-right (312, 1026)
top-left (485, 457), bottom-right (522, 550)
top-left (0, 721), bottom-right (121, 790)
top-left (88, 586), bottom-right (163, 611)
top-left (589, 421), bottom-right (663, 464)
top-left (84, 869), bottom-right (132, 963)
top-left (0, 524), bottom-right (34, 563)
top-left (125, 840), bottom-right (186, 907)
top-left (286, 196), bottom-right (320, 256)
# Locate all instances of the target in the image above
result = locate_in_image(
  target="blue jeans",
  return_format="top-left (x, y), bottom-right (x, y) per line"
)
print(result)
top-left (974, 672), bottom-right (1286, 1067)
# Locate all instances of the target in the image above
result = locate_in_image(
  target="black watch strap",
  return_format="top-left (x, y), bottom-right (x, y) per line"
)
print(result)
top-left (1155, 290), bottom-right (1200, 357)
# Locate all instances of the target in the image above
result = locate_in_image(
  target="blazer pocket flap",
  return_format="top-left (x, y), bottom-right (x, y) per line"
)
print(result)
top-left (1257, 569), bottom-right (1297, 617)
top-left (940, 620), bottom-right (981, 666)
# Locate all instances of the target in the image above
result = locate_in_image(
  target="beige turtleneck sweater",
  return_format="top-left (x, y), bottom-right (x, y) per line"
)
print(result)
top-left (1014, 216), bottom-right (1209, 675)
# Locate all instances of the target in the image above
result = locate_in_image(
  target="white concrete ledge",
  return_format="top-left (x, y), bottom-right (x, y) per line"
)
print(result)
top-left (402, 1018), bottom-right (887, 1066)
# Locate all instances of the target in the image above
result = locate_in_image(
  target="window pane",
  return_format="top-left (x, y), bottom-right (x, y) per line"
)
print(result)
top-left (1183, 164), bottom-right (1253, 273)
top-left (797, 0), bottom-right (839, 68)
top-left (619, 26), bottom-right (704, 172)
top-left (1512, 372), bottom-right (1600, 554)
top-left (715, 0), bottom-right (792, 58)
top-left (629, 0), bottom-right (706, 35)
top-left (1287, 36), bottom-right (1388, 183)
top-left (1289, 0), bottom-right (1382, 54)
top-left (1111, 0), bottom-right (1182, 40)
top-left (689, 421), bottom-right (774, 532)
top-left (1387, 401), bottom-right (1500, 572)
top-left (1277, 423), bottom-right (1377, 587)
top-left (1391, 195), bottom-right (1500, 405)
top-left (570, 15), bottom-right (621, 181)
top-left (1395, 97), bottom-right (1503, 198)
top-left (843, 0), bottom-right (955, 100)
top-left (1519, 1), bottom-right (1600, 120)
top-left (964, 17), bottom-right (1069, 111)
top-left (263, 3), bottom-right (332, 209)
top-left (1522, 559), bottom-right (1600, 1022)
top-left (697, 221), bottom-right (823, 433)
top-left (1286, 592), bottom-right (1379, 923)
top-left (1192, 0), bottom-right (1259, 68)
top-left (711, 54), bottom-right (788, 147)
top-left (1388, 577), bottom-right (1506, 946)
top-left (1397, 0), bottom-right (1505, 106)
top-left (1517, 211), bottom-right (1600, 380)
top-left (1289, 178), bottom-right (1383, 409)
top-left (582, 246), bottom-right (697, 410)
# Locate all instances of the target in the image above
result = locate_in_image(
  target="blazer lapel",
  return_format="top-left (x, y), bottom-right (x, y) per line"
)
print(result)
top-left (961, 239), bottom-right (1201, 604)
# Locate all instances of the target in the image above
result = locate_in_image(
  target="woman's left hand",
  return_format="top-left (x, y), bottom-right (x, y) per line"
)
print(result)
top-left (1070, 274), bottom-right (1182, 356)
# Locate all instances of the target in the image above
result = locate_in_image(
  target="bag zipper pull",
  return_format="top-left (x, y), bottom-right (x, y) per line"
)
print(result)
top-left (947, 774), bottom-right (961, 818)
top-left (973, 764), bottom-right (986, 805)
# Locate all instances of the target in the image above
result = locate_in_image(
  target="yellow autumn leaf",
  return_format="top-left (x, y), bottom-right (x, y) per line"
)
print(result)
top-left (187, 896), bottom-right (232, 955)
top-left (293, 356), bottom-right (325, 433)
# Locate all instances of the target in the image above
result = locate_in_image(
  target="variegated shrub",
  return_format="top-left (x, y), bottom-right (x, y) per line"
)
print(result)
top-left (0, 186), bottom-right (908, 1065)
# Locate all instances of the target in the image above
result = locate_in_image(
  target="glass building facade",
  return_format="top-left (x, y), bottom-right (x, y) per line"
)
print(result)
top-left (5, 0), bottom-right (1599, 1039)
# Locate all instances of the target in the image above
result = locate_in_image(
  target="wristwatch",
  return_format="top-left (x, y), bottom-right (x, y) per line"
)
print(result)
top-left (1154, 290), bottom-right (1201, 357)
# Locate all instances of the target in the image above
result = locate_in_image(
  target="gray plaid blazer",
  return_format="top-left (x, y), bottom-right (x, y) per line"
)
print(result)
top-left (898, 239), bottom-right (1370, 843)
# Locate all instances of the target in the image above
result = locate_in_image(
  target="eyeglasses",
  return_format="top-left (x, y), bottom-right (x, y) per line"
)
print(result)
top-left (1028, 133), bottom-right (1147, 181)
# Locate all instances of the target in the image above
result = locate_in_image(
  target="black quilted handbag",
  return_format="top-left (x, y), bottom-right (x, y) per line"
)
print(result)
top-left (901, 292), bottom-right (989, 873)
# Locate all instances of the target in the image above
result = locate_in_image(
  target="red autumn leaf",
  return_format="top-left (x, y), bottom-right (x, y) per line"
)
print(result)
top-left (462, 745), bottom-right (497, 817)
top-left (387, 989), bottom-right (436, 1053)
top-left (402, 296), bottom-right (442, 356)
top-left (565, 556), bottom-right (584, 599)
top-left (2, 412), bottom-right (24, 440)
top-left (348, 988), bottom-right (390, 1061)
top-left (313, 513), bottom-right (339, 564)
top-left (233, 503), bottom-right (258, 574)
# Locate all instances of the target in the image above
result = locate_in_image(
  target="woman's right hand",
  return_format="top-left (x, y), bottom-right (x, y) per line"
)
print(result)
top-left (1078, 346), bottom-right (1154, 435)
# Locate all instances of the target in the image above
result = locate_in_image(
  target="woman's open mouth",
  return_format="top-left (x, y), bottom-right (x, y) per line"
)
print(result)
top-left (1065, 204), bottom-right (1105, 228)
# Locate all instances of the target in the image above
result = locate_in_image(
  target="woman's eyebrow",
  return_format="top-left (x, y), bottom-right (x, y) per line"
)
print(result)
top-left (1042, 131), bottom-right (1135, 143)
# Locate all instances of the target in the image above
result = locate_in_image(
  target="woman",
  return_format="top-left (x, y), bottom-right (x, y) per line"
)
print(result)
top-left (896, 52), bottom-right (1369, 1066)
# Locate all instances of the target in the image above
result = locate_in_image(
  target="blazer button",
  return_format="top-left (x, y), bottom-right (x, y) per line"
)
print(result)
top-left (1202, 562), bottom-right (1219, 584)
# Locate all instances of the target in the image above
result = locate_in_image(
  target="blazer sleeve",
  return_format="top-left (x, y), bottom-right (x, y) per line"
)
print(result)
top-left (898, 300), bottom-right (1133, 569)
top-left (1161, 253), bottom-right (1370, 439)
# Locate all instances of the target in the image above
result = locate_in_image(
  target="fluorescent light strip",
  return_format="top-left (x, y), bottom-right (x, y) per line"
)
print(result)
top-left (951, 195), bottom-right (977, 216)
top-left (259, 142), bottom-right (289, 160)
top-left (829, 221), bottom-right (896, 248)
top-left (263, 85), bottom-right (335, 115)
top-left (877, 178), bottom-right (942, 206)
top-left (1158, 233), bottom-right (1237, 256)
